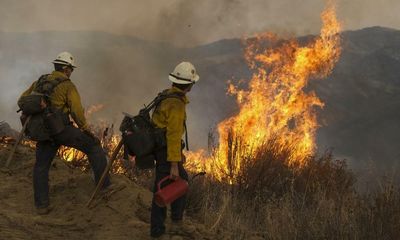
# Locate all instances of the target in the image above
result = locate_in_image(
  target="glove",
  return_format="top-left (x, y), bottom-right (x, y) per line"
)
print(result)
top-left (170, 162), bottom-right (180, 180)
top-left (40, 97), bottom-right (47, 109)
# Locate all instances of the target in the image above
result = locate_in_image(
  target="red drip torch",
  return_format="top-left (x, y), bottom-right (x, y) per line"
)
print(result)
top-left (155, 176), bottom-right (189, 207)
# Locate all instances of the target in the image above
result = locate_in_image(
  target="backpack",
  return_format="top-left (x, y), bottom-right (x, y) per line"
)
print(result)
top-left (120, 90), bottom-right (186, 169)
top-left (18, 75), bottom-right (70, 141)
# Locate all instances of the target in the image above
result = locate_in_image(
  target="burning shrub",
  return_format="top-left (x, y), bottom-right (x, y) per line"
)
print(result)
top-left (235, 145), bottom-right (355, 203)
top-left (183, 4), bottom-right (353, 237)
top-left (186, 143), bottom-right (400, 239)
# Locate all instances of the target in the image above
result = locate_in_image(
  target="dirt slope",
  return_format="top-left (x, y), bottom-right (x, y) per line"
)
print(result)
top-left (0, 141), bottom-right (215, 240)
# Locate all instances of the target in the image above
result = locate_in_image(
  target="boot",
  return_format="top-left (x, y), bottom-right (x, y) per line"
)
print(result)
top-left (169, 220), bottom-right (196, 235)
top-left (151, 227), bottom-right (166, 239)
top-left (36, 206), bottom-right (53, 215)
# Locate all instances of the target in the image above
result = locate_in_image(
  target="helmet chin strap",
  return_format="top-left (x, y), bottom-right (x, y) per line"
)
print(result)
top-left (169, 73), bottom-right (194, 83)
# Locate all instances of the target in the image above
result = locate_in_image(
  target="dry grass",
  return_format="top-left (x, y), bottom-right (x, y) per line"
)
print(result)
top-left (46, 123), bottom-right (400, 239)
top-left (186, 141), bottom-right (400, 240)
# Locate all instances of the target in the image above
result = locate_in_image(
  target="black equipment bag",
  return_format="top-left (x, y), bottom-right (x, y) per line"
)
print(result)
top-left (18, 94), bottom-right (45, 115)
top-left (120, 90), bottom-right (185, 169)
top-left (18, 75), bottom-right (70, 141)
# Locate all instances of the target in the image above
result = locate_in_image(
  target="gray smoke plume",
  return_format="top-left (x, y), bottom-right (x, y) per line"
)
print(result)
top-left (0, 0), bottom-right (399, 46)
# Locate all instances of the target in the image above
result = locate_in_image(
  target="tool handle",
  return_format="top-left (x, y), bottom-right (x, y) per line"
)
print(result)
top-left (5, 115), bottom-right (31, 168)
top-left (86, 138), bottom-right (123, 208)
top-left (157, 176), bottom-right (179, 191)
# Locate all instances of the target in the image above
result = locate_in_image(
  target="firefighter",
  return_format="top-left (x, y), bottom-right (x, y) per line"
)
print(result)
top-left (18, 52), bottom-right (111, 215)
top-left (150, 62), bottom-right (199, 238)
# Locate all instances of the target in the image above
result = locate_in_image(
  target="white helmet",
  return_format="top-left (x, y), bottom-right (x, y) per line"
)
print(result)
top-left (169, 62), bottom-right (199, 84)
top-left (52, 52), bottom-right (77, 68)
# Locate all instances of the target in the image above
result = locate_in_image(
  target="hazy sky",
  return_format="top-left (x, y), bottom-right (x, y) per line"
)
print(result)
top-left (1, 0), bottom-right (399, 165)
top-left (0, 0), bottom-right (399, 46)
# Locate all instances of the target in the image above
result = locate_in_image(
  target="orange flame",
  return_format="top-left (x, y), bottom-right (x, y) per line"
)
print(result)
top-left (85, 104), bottom-right (105, 118)
top-left (56, 132), bottom-right (125, 173)
top-left (186, 3), bottom-right (342, 182)
top-left (16, 4), bottom-right (341, 183)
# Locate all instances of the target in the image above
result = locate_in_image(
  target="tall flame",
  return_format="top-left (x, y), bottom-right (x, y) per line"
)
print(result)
top-left (18, 4), bottom-right (342, 183)
top-left (86, 104), bottom-right (105, 118)
top-left (186, 3), bottom-right (342, 182)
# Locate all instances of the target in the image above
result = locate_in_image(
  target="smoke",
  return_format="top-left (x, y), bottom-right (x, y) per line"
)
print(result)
top-left (0, 0), bottom-right (400, 155)
top-left (153, 0), bottom-right (248, 46)
top-left (0, 0), bottom-right (399, 46)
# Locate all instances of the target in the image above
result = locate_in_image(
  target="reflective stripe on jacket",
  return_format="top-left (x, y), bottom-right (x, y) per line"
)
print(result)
top-left (18, 71), bottom-right (89, 130)
top-left (151, 87), bottom-right (189, 162)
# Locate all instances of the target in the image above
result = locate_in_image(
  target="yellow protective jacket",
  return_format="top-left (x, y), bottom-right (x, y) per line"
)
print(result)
top-left (152, 87), bottom-right (189, 162)
top-left (18, 71), bottom-right (88, 130)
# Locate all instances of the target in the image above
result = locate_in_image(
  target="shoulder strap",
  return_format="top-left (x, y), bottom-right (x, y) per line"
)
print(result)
top-left (184, 121), bottom-right (189, 151)
top-left (31, 74), bottom-right (49, 94)
top-left (143, 90), bottom-right (185, 114)
top-left (159, 91), bottom-right (189, 151)
top-left (34, 74), bottom-right (70, 97)
top-left (144, 90), bottom-right (189, 151)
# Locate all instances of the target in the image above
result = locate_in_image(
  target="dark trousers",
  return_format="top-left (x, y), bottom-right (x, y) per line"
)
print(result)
top-left (150, 148), bottom-right (188, 235)
top-left (34, 125), bottom-right (110, 208)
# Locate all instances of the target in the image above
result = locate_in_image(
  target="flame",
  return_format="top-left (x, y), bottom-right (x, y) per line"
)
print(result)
top-left (86, 104), bottom-right (105, 118)
top-left (12, 3), bottom-right (341, 184)
top-left (57, 126), bottom-right (125, 173)
top-left (57, 104), bottom-right (124, 172)
top-left (16, 104), bottom-right (127, 174)
top-left (21, 139), bottom-right (36, 149)
top-left (186, 3), bottom-right (342, 182)
top-left (58, 146), bottom-right (86, 162)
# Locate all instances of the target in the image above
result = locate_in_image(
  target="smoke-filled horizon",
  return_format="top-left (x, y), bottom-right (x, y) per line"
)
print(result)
top-left (1, 1), bottom-right (400, 171)
top-left (0, 0), bottom-right (399, 46)
top-left (0, 30), bottom-right (244, 152)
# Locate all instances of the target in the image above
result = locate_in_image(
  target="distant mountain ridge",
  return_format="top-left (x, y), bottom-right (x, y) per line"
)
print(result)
top-left (0, 26), bottom-right (399, 169)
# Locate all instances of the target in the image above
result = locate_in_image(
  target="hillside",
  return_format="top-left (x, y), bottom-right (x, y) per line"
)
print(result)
top-left (0, 141), bottom-right (215, 240)
top-left (1, 26), bottom-right (400, 169)
top-left (313, 27), bottom-right (400, 169)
